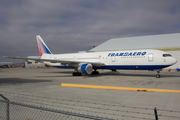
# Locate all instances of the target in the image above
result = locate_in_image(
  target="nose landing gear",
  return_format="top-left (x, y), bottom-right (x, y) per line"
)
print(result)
top-left (156, 73), bottom-right (160, 78)
top-left (156, 69), bottom-right (161, 78)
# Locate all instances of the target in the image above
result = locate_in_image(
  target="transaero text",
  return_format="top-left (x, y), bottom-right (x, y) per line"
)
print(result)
top-left (108, 52), bottom-right (147, 57)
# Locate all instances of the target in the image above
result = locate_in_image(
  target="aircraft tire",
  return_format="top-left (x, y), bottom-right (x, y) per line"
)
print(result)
top-left (156, 74), bottom-right (160, 78)
top-left (73, 72), bottom-right (76, 76)
top-left (72, 72), bottom-right (82, 76)
top-left (77, 72), bottom-right (82, 76)
top-left (91, 71), bottom-right (99, 75)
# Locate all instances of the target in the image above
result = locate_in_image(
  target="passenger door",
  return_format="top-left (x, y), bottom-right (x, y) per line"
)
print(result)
top-left (148, 53), bottom-right (154, 62)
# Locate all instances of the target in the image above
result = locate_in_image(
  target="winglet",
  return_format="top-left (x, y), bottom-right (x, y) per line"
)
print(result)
top-left (36, 35), bottom-right (53, 56)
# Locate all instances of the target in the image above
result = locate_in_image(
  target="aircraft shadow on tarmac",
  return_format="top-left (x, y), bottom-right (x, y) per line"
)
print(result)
top-left (98, 72), bottom-right (180, 77)
top-left (39, 71), bottom-right (180, 78)
top-left (45, 71), bottom-right (73, 74)
top-left (0, 78), bottom-right (52, 85)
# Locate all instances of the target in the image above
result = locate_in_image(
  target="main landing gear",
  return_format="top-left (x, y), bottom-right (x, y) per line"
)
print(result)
top-left (72, 72), bottom-right (82, 76)
top-left (72, 70), bottom-right (99, 76)
top-left (91, 70), bottom-right (99, 75)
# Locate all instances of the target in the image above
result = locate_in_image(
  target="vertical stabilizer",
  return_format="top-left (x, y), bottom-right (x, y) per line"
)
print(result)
top-left (36, 35), bottom-right (53, 56)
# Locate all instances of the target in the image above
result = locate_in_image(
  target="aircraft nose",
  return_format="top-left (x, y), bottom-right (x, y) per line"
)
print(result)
top-left (172, 57), bottom-right (178, 64)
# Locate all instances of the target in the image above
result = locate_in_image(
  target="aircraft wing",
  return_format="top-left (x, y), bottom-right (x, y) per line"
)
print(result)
top-left (4, 56), bottom-right (105, 67)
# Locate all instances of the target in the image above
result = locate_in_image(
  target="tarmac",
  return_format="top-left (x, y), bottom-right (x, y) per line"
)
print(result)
top-left (0, 68), bottom-right (180, 120)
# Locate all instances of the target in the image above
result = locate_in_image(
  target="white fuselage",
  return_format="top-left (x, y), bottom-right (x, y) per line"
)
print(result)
top-left (41, 49), bottom-right (177, 70)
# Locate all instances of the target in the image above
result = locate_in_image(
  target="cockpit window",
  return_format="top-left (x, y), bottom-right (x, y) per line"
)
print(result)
top-left (163, 54), bottom-right (172, 57)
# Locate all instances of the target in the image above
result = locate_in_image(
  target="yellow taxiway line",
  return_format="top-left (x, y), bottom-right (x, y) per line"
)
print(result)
top-left (61, 83), bottom-right (180, 93)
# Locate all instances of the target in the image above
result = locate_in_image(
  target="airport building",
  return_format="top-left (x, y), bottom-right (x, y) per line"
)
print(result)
top-left (90, 33), bottom-right (180, 69)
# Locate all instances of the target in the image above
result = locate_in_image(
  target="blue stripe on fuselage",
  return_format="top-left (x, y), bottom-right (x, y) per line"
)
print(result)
top-left (94, 65), bottom-right (170, 70)
top-left (53, 66), bottom-right (73, 69)
top-left (53, 65), bottom-right (170, 70)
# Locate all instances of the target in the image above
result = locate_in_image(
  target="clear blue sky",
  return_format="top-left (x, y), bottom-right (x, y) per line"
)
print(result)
top-left (1, 0), bottom-right (180, 62)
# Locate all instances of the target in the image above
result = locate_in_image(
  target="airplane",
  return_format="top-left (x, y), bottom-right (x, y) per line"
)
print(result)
top-left (0, 62), bottom-right (13, 67)
top-left (4, 35), bottom-right (177, 78)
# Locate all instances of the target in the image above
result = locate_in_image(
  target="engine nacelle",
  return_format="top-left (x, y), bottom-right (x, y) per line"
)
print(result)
top-left (77, 63), bottom-right (93, 74)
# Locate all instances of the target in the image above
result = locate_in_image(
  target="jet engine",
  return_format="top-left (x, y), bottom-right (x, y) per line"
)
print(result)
top-left (77, 63), bottom-right (93, 74)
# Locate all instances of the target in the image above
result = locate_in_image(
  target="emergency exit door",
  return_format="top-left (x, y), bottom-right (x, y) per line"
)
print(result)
top-left (111, 56), bottom-right (116, 62)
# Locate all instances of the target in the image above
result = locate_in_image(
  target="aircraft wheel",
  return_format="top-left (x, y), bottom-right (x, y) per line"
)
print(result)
top-left (73, 72), bottom-right (76, 76)
top-left (91, 71), bottom-right (99, 75)
top-left (156, 74), bottom-right (160, 78)
top-left (77, 72), bottom-right (82, 76)
top-left (72, 72), bottom-right (82, 76)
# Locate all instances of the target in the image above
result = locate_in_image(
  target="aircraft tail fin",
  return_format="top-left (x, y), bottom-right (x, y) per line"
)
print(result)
top-left (36, 35), bottom-right (53, 56)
